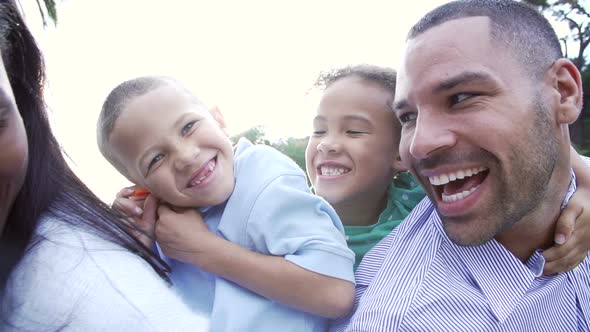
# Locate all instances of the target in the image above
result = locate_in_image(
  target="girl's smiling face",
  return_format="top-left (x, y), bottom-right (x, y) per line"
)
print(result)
top-left (306, 76), bottom-right (403, 211)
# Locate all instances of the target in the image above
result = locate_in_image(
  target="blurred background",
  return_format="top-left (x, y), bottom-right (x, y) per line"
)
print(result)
top-left (18, 0), bottom-right (590, 202)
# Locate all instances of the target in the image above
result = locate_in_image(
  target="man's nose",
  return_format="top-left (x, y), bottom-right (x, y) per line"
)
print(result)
top-left (409, 112), bottom-right (456, 160)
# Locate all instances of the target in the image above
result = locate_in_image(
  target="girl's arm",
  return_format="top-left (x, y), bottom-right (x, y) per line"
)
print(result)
top-left (543, 146), bottom-right (590, 275)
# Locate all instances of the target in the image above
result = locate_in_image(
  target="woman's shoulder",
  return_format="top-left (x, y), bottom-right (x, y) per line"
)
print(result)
top-left (3, 215), bottom-right (209, 330)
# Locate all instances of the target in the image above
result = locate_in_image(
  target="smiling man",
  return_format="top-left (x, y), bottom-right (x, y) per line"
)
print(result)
top-left (331, 0), bottom-right (590, 331)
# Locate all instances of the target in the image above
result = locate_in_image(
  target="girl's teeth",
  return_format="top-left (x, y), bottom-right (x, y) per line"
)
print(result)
top-left (321, 166), bottom-right (349, 176)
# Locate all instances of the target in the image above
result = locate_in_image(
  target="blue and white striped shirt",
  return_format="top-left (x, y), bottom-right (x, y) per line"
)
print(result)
top-left (332, 170), bottom-right (590, 331)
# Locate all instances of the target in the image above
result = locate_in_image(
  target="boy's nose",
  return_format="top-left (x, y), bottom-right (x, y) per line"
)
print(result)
top-left (174, 145), bottom-right (200, 171)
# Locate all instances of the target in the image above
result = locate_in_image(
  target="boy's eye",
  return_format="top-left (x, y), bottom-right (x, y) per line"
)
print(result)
top-left (147, 153), bottom-right (164, 173)
top-left (181, 120), bottom-right (197, 136)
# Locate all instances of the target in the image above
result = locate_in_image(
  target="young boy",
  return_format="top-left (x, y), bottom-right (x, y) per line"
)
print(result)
top-left (97, 76), bottom-right (355, 332)
top-left (306, 64), bottom-right (590, 273)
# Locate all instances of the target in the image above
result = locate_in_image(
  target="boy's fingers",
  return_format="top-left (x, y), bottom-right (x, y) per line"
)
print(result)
top-left (113, 197), bottom-right (143, 217)
top-left (553, 205), bottom-right (581, 244)
top-left (116, 185), bottom-right (139, 199)
top-left (142, 194), bottom-right (158, 225)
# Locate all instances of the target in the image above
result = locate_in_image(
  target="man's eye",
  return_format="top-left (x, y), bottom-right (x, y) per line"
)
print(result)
top-left (398, 113), bottom-right (417, 124)
top-left (147, 153), bottom-right (164, 172)
top-left (451, 93), bottom-right (475, 105)
top-left (181, 121), bottom-right (197, 136)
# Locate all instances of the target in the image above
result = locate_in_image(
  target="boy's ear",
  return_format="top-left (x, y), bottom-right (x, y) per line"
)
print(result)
top-left (551, 58), bottom-right (583, 125)
top-left (209, 105), bottom-right (227, 129)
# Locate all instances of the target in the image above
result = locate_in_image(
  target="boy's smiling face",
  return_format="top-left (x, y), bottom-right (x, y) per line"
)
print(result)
top-left (306, 76), bottom-right (403, 211)
top-left (109, 84), bottom-right (235, 207)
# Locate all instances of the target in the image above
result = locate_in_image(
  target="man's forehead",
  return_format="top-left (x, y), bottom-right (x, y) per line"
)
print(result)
top-left (395, 16), bottom-right (495, 101)
top-left (405, 16), bottom-right (492, 67)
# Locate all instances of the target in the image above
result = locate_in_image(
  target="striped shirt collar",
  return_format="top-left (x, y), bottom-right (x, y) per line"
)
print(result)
top-left (431, 169), bottom-right (576, 323)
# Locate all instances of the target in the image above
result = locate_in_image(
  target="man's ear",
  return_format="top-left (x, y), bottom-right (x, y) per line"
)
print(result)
top-left (209, 105), bottom-right (227, 129)
top-left (551, 58), bottom-right (583, 125)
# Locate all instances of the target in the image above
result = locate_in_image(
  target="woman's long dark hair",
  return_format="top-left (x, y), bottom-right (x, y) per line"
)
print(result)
top-left (0, 1), bottom-right (170, 292)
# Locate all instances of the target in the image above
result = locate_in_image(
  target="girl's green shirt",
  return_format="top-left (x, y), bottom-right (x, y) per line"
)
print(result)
top-left (344, 172), bottom-right (426, 270)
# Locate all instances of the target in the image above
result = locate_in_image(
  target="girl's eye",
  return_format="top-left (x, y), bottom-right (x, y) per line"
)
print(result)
top-left (346, 130), bottom-right (366, 135)
top-left (181, 120), bottom-right (197, 136)
top-left (312, 130), bottom-right (326, 137)
top-left (147, 153), bottom-right (164, 173)
top-left (398, 112), bottom-right (417, 124)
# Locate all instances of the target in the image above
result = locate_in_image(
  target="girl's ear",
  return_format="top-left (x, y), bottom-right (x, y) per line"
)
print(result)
top-left (392, 154), bottom-right (407, 174)
top-left (209, 105), bottom-right (227, 129)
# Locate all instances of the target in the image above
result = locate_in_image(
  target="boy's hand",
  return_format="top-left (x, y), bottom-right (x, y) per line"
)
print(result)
top-left (155, 205), bottom-right (216, 264)
top-left (112, 186), bottom-right (157, 248)
top-left (543, 187), bottom-right (589, 275)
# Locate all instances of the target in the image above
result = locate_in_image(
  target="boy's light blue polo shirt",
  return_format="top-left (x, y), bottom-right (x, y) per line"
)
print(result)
top-left (162, 138), bottom-right (355, 331)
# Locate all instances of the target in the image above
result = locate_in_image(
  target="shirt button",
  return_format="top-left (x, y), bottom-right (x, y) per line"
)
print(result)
top-left (402, 194), bottom-right (409, 200)
top-left (345, 235), bottom-right (350, 241)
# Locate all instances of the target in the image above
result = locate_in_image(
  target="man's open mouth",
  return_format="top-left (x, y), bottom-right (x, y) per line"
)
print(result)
top-left (429, 166), bottom-right (489, 203)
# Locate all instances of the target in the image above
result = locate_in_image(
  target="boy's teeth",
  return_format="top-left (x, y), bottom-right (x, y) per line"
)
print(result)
top-left (428, 166), bottom-right (486, 186)
top-left (190, 159), bottom-right (216, 187)
top-left (442, 185), bottom-right (480, 202)
top-left (321, 166), bottom-right (350, 176)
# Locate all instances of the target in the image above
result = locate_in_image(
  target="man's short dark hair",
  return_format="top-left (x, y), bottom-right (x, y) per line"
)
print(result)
top-left (408, 0), bottom-right (563, 79)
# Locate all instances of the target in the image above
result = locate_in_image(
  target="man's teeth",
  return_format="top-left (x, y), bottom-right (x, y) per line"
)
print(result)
top-left (429, 166), bottom-right (486, 186)
top-left (442, 185), bottom-right (480, 202)
top-left (321, 166), bottom-right (350, 176)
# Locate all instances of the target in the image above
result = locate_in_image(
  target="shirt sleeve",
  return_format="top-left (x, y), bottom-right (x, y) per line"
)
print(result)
top-left (245, 173), bottom-right (355, 283)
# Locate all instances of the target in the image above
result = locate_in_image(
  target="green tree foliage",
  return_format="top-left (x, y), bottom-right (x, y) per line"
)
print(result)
top-left (524, 0), bottom-right (589, 69)
top-left (523, 0), bottom-right (590, 151)
top-left (230, 126), bottom-right (309, 172)
top-left (230, 126), bottom-right (270, 145)
top-left (272, 137), bottom-right (309, 172)
top-left (14, 0), bottom-right (57, 26)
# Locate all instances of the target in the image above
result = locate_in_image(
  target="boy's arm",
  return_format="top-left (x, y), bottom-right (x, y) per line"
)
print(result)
top-left (543, 146), bottom-right (590, 274)
top-left (156, 205), bottom-right (354, 319)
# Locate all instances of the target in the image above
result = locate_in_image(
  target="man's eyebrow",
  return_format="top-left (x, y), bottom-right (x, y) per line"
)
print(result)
top-left (393, 71), bottom-right (496, 112)
top-left (433, 71), bottom-right (495, 93)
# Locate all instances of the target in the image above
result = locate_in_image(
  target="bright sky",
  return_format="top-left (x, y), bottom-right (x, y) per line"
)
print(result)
top-left (18, 0), bottom-right (572, 202)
